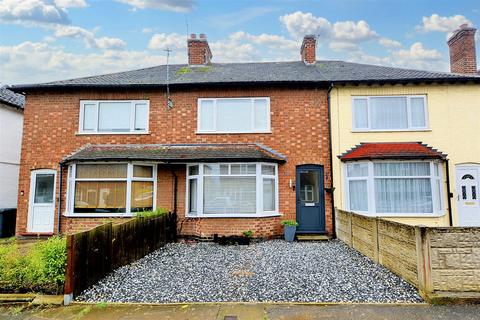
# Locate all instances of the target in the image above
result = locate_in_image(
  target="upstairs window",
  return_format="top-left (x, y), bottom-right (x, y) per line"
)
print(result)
top-left (79, 100), bottom-right (149, 133)
top-left (352, 96), bottom-right (428, 131)
top-left (197, 98), bottom-right (270, 133)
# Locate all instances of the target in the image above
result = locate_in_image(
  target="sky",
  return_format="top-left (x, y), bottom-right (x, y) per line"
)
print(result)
top-left (0, 0), bottom-right (479, 85)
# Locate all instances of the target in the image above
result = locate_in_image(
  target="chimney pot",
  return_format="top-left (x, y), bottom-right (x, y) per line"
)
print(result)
top-left (301, 35), bottom-right (316, 65)
top-left (199, 33), bottom-right (206, 39)
top-left (447, 25), bottom-right (477, 74)
top-left (190, 33), bottom-right (196, 39)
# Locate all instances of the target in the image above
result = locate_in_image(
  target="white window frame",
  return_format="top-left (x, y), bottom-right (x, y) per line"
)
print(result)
top-left (344, 160), bottom-right (444, 217)
top-left (352, 95), bottom-right (429, 132)
top-left (185, 162), bottom-right (280, 218)
top-left (78, 100), bottom-right (150, 134)
top-left (197, 97), bottom-right (271, 134)
top-left (65, 162), bottom-right (157, 217)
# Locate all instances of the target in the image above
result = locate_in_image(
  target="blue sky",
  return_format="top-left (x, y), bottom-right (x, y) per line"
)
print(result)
top-left (1, 0), bottom-right (479, 84)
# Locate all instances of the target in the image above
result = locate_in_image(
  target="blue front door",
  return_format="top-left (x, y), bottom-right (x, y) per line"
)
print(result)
top-left (296, 165), bottom-right (326, 233)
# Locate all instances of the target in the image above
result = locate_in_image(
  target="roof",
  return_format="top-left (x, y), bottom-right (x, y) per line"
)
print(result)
top-left (0, 86), bottom-right (25, 109)
top-left (62, 143), bottom-right (287, 163)
top-left (11, 60), bottom-right (480, 91)
top-left (339, 142), bottom-right (447, 161)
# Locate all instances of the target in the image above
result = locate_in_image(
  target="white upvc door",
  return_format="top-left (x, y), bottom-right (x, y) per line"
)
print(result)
top-left (456, 165), bottom-right (480, 226)
top-left (28, 169), bottom-right (56, 233)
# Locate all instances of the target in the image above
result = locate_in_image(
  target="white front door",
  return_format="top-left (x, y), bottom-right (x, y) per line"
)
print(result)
top-left (28, 169), bottom-right (56, 233)
top-left (456, 166), bottom-right (480, 226)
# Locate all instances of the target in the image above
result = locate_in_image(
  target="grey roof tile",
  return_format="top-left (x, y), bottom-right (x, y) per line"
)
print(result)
top-left (11, 61), bottom-right (480, 91)
top-left (0, 86), bottom-right (25, 109)
top-left (62, 143), bottom-right (287, 163)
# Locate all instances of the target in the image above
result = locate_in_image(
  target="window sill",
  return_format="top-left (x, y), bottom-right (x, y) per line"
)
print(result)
top-left (63, 213), bottom-right (134, 218)
top-left (351, 129), bottom-right (431, 133)
top-left (75, 132), bottom-right (150, 135)
top-left (196, 131), bottom-right (272, 135)
top-left (185, 212), bottom-right (282, 218)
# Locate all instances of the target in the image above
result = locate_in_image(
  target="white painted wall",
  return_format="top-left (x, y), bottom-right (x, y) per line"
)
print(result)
top-left (0, 105), bottom-right (23, 209)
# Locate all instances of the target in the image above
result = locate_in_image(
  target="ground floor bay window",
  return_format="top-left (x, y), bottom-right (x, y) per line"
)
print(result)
top-left (345, 161), bottom-right (444, 216)
top-left (66, 163), bottom-right (156, 216)
top-left (186, 163), bottom-right (279, 217)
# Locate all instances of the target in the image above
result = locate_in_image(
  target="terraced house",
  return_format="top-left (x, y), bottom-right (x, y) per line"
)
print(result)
top-left (11, 27), bottom-right (480, 239)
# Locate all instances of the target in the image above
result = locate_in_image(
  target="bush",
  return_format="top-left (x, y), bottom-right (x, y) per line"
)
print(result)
top-left (0, 236), bottom-right (66, 294)
top-left (281, 220), bottom-right (299, 227)
top-left (134, 208), bottom-right (169, 219)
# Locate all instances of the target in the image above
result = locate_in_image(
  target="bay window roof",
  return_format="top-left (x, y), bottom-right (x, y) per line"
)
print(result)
top-left (62, 143), bottom-right (286, 164)
top-left (339, 142), bottom-right (447, 161)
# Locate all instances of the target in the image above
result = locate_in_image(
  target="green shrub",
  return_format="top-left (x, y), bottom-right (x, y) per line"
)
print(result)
top-left (242, 230), bottom-right (254, 238)
top-left (134, 208), bottom-right (169, 219)
top-left (280, 220), bottom-right (299, 227)
top-left (0, 236), bottom-right (66, 294)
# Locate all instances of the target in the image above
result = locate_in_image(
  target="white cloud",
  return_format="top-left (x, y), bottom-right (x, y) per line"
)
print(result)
top-left (332, 20), bottom-right (377, 42)
top-left (0, 0), bottom-right (70, 25)
top-left (53, 25), bottom-right (126, 50)
top-left (417, 14), bottom-right (471, 33)
top-left (329, 42), bottom-right (359, 52)
top-left (229, 31), bottom-right (299, 51)
top-left (148, 33), bottom-right (186, 50)
top-left (54, 0), bottom-right (87, 8)
top-left (116, 0), bottom-right (194, 13)
top-left (279, 11), bottom-right (331, 39)
top-left (379, 37), bottom-right (402, 49)
top-left (142, 27), bottom-right (154, 33)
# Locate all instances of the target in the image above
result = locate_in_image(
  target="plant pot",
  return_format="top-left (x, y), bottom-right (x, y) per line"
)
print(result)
top-left (284, 225), bottom-right (296, 242)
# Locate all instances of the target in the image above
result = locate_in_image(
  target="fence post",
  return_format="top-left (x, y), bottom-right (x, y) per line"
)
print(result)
top-left (415, 226), bottom-right (433, 295)
top-left (372, 217), bottom-right (380, 263)
top-left (348, 212), bottom-right (353, 247)
top-left (63, 234), bottom-right (74, 305)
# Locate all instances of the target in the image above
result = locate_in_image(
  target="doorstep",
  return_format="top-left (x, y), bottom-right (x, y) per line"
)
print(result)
top-left (296, 234), bottom-right (332, 241)
top-left (424, 291), bottom-right (480, 305)
top-left (31, 295), bottom-right (64, 305)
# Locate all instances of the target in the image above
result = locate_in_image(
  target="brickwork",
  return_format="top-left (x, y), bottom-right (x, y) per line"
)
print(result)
top-left (187, 33), bottom-right (212, 65)
top-left (448, 25), bottom-right (477, 74)
top-left (301, 35), bottom-right (316, 65)
top-left (16, 85), bottom-right (332, 238)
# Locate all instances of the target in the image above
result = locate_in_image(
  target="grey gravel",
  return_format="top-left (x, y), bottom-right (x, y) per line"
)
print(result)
top-left (76, 240), bottom-right (423, 303)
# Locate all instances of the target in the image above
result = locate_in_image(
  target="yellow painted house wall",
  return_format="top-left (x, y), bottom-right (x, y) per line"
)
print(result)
top-left (330, 83), bottom-right (480, 226)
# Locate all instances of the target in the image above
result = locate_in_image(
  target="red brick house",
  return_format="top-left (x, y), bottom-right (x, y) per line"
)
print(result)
top-left (11, 33), bottom-right (479, 238)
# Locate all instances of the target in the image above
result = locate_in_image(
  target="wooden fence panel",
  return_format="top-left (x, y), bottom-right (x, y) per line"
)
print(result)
top-left (65, 212), bottom-right (177, 298)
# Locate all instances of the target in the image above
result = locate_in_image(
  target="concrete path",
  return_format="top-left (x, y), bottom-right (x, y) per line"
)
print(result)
top-left (1, 303), bottom-right (480, 320)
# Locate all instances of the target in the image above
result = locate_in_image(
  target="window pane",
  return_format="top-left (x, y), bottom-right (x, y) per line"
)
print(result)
top-left (74, 181), bottom-right (126, 213)
top-left (134, 103), bottom-right (148, 131)
top-left (34, 174), bottom-right (54, 204)
top-left (188, 165), bottom-right (199, 176)
top-left (375, 178), bottom-right (433, 213)
top-left (199, 100), bottom-right (215, 131)
top-left (83, 104), bottom-right (96, 131)
top-left (436, 180), bottom-right (442, 211)
top-left (262, 165), bottom-right (275, 175)
top-left (263, 178), bottom-right (275, 211)
top-left (76, 164), bottom-right (128, 179)
top-left (231, 164), bottom-right (256, 174)
top-left (216, 99), bottom-right (251, 132)
top-left (204, 176), bottom-right (256, 214)
top-left (98, 102), bottom-right (131, 132)
top-left (347, 163), bottom-right (368, 177)
top-left (370, 97), bottom-right (408, 129)
top-left (254, 99), bottom-right (269, 130)
top-left (353, 99), bottom-right (368, 129)
top-left (410, 98), bottom-right (426, 127)
top-left (131, 181), bottom-right (153, 212)
top-left (133, 165), bottom-right (153, 178)
top-left (349, 180), bottom-right (368, 211)
top-left (299, 170), bottom-right (319, 202)
top-left (189, 179), bottom-right (197, 213)
top-left (204, 164), bottom-right (228, 175)
top-left (374, 162), bottom-right (430, 176)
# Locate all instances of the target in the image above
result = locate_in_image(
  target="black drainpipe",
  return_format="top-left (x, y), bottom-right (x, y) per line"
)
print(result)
top-left (170, 166), bottom-right (178, 214)
top-left (445, 159), bottom-right (453, 226)
top-left (327, 83), bottom-right (336, 238)
top-left (57, 163), bottom-right (64, 235)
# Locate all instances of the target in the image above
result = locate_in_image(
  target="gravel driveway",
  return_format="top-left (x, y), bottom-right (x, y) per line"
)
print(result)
top-left (76, 240), bottom-right (423, 303)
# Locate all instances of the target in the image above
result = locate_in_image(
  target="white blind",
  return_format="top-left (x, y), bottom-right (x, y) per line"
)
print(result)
top-left (98, 102), bottom-right (131, 132)
top-left (370, 97), bottom-right (408, 129)
top-left (349, 180), bottom-right (368, 211)
top-left (204, 176), bottom-right (256, 214)
top-left (375, 178), bottom-right (433, 213)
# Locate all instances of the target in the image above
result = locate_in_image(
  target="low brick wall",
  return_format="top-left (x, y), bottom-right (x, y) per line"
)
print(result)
top-left (336, 209), bottom-right (480, 296)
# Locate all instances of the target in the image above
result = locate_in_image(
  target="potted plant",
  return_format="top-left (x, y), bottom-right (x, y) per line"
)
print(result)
top-left (281, 220), bottom-right (298, 242)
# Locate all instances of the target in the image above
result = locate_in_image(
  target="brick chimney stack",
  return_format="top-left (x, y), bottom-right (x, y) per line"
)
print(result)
top-left (188, 33), bottom-right (212, 65)
top-left (447, 24), bottom-right (477, 74)
top-left (301, 35), bottom-right (316, 65)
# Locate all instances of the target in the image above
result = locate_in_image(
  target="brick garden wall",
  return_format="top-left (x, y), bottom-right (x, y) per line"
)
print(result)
top-left (336, 209), bottom-right (480, 296)
top-left (16, 85), bottom-right (332, 238)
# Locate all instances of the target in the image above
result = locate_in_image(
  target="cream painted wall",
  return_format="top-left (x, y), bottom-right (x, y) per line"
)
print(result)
top-left (0, 105), bottom-right (23, 209)
top-left (330, 83), bottom-right (480, 227)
